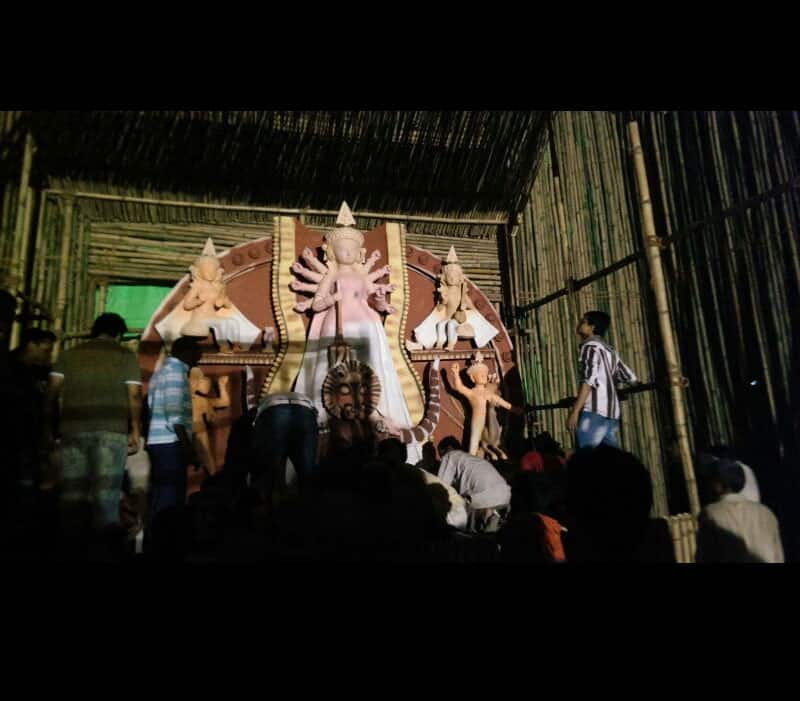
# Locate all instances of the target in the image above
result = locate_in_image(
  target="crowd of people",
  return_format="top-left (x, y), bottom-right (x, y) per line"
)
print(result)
top-left (0, 298), bottom-right (786, 563)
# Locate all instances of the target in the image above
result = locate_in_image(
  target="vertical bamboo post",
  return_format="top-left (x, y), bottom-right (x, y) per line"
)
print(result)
top-left (628, 119), bottom-right (700, 515)
top-left (97, 279), bottom-right (108, 316)
top-left (52, 197), bottom-right (74, 359)
top-left (32, 190), bottom-right (48, 307)
top-left (9, 133), bottom-right (35, 348)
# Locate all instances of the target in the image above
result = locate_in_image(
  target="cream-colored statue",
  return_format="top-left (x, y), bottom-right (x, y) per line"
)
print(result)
top-left (407, 246), bottom-right (499, 352)
top-left (291, 202), bottom-right (418, 459)
top-left (155, 238), bottom-right (262, 350)
top-left (189, 367), bottom-right (231, 474)
top-left (450, 351), bottom-right (513, 457)
top-left (480, 372), bottom-right (508, 461)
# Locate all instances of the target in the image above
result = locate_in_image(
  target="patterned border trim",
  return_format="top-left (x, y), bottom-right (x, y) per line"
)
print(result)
top-left (259, 216), bottom-right (306, 399)
top-left (384, 222), bottom-right (425, 424)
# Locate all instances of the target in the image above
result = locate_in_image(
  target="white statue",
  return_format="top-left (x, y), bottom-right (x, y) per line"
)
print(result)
top-left (156, 238), bottom-right (262, 351)
top-left (291, 201), bottom-right (421, 461)
top-left (407, 246), bottom-right (499, 351)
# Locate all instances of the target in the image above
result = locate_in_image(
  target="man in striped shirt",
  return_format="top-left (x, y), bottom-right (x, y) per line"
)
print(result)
top-left (146, 336), bottom-right (202, 530)
top-left (567, 311), bottom-right (638, 450)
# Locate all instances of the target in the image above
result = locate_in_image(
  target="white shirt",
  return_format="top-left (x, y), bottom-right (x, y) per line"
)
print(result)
top-left (438, 450), bottom-right (511, 510)
top-left (696, 493), bottom-right (784, 563)
top-left (737, 461), bottom-right (760, 503)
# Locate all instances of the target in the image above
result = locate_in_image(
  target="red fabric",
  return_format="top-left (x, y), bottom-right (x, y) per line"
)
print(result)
top-left (537, 513), bottom-right (566, 562)
top-left (520, 450), bottom-right (545, 472)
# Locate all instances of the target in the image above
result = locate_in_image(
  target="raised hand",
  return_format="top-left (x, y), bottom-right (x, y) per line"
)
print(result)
top-left (302, 247), bottom-right (329, 275)
top-left (290, 279), bottom-right (319, 293)
top-left (367, 264), bottom-right (391, 283)
top-left (363, 249), bottom-right (382, 273)
top-left (292, 260), bottom-right (323, 283)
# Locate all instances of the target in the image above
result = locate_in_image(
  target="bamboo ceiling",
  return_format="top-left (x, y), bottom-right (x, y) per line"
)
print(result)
top-left (2, 111), bottom-right (551, 223)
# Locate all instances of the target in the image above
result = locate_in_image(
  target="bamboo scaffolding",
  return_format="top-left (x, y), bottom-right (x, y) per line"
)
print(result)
top-left (628, 119), bottom-right (700, 515)
top-left (8, 133), bottom-right (34, 347)
top-left (44, 189), bottom-right (508, 227)
top-left (52, 198), bottom-right (74, 358)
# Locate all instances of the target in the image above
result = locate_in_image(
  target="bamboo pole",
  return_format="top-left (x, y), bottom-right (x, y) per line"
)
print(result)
top-left (12, 134), bottom-right (34, 282)
top-left (52, 198), bottom-right (75, 359)
top-left (9, 133), bottom-right (34, 347)
top-left (32, 191), bottom-right (49, 307)
top-left (628, 119), bottom-right (700, 515)
top-left (42, 189), bottom-right (507, 227)
top-left (97, 281), bottom-right (108, 315)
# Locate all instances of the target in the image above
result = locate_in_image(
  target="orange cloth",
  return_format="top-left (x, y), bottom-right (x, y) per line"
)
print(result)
top-left (520, 450), bottom-right (545, 472)
top-left (537, 513), bottom-right (566, 562)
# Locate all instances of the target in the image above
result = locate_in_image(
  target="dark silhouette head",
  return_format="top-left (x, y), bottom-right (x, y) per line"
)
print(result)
top-left (566, 445), bottom-right (653, 562)
top-left (91, 313), bottom-right (128, 339)
top-left (578, 310), bottom-right (610, 338)
top-left (705, 458), bottom-right (745, 500)
top-left (171, 336), bottom-right (202, 368)
top-left (533, 431), bottom-right (565, 457)
top-left (437, 436), bottom-right (462, 457)
top-left (16, 327), bottom-right (56, 367)
top-left (377, 437), bottom-right (407, 469)
top-left (511, 471), bottom-right (557, 515)
top-left (422, 441), bottom-right (438, 463)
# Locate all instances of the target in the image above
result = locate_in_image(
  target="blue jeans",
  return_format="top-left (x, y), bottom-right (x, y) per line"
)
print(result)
top-left (60, 431), bottom-right (128, 532)
top-left (147, 442), bottom-right (187, 526)
top-left (575, 410), bottom-right (620, 450)
top-left (252, 404), bottom-right (318, 499)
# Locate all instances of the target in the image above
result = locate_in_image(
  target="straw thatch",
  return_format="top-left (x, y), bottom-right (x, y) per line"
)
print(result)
top-left (1, 111), bottom-right (551, 220)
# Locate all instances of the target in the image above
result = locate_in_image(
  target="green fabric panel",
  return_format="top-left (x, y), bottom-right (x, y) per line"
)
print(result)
top-left (96, 285), bottom-right (172, 331)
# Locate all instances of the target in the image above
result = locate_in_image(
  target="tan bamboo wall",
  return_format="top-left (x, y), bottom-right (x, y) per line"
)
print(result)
top-left (509, 111), bottom-right (800, 539)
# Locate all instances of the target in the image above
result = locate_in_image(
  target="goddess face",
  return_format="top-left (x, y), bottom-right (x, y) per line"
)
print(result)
top-left (194, 256), bottom-right (221, 281)
top-left (332, 238), bottom-right (361, 265)
top-left (443, 264), bottom-right (464, 286)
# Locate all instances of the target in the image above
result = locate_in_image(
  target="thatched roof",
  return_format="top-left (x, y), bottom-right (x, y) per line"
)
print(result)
top-left (2, 111), bottom-right (551, 221)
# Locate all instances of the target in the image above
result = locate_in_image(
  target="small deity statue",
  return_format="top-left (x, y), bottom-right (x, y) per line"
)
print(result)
top-left (449, 351), bottom-right (518, 458)
top-left (480, 371), bottom-right (508, 461)
top-left (155, 238), bottom-right (262, 351)
top-left (189, 367), bottom-right (231, 473)
top-left (407, 246), bottom-right (499, 352)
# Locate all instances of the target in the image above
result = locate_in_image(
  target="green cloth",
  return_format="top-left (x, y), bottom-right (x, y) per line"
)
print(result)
top-left (52, 338), bottom-right (142, 436)
top-left (97, 285), bottom-right (171, 332)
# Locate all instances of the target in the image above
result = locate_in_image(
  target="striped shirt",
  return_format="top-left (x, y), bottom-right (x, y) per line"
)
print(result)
top-left (578, 336), bottom-right (638, 420)
top-left (147, 356), bottom-right (192, 446)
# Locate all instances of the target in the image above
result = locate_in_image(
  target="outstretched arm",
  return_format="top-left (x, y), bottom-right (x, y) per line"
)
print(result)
top-left (367, 264), bottom-right (391, 284)
top-left (302, 247), bottom-right (329, 275)
top-left (182, 284), bottom-right (205, 311)
top-left (311, 273), bottom-right (341, 312)
top-left (363, 250), bottom-right (382, 274)
top-left (369, 288), bottom-right (397, 315)
top-left (290, 280), bottom-right (320, 293)
top-left (450, 363), bottom-right (471, 398)
top-left (488, 394), bottom-right (512, 411)
top-left (292, 260), bottom-right (324, 284)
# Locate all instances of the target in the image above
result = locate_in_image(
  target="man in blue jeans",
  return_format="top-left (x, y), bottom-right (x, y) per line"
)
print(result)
top-left (566, 311), bottom-right (638, 450)
top-left (146, 336), bottom-right (202, 541)
top-left (252, 391), bottom-right (319, 508)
